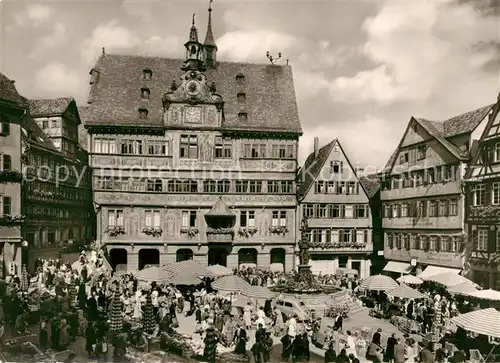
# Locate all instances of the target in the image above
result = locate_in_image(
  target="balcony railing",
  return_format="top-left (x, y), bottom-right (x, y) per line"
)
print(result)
top-left (206, 227), bottom-right (234, 243)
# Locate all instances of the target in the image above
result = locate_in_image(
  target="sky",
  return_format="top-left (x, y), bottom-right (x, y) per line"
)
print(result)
top-left (1, 0), bottom-right (499, 171)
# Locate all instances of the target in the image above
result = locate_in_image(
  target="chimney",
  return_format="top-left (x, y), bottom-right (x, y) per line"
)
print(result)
top-left (314, 137), bottom-right (319, 158)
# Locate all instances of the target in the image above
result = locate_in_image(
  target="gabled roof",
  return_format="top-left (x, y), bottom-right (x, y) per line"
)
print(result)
top-left (465, 97), bottom-right (500, 179)
top-left (359, 176), bottom-right (380, 199)
top-left (297, 139), bottom-right (369, 201)
top-left (21, 114), bottom-right (59, 152)
top-left (83, 53), bottom-right (302, 134)
top-left (382, 104), bottom-right (494, 176)
top-left (28, 97), bottom-right (74, 117)
top-left (443, 104), bottom-right (494, 137)
top-left (0, 73), bottom-right (26, 107)
top-left (297, 140), bottom-right (335, 200)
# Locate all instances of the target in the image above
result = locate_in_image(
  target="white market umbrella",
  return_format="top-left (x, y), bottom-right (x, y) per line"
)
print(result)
top-left (426, 272), bottom-right (477, 288)
top-left (448, 282), bottom-right (479, 296)
top-left (206, 264), bottom-right (233, 277)
top-left (468, 289), bottom-right (500, 301)
top-left (387, 283), bottom-right (427, 299)
top-left (397, 275), bottom-right (423, 285)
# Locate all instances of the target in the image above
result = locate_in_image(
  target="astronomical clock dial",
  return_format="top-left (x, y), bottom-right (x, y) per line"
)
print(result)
top-left (184, 106), bottom-right (201, 123)
top-left (186, 80), bottom-right (201, 96)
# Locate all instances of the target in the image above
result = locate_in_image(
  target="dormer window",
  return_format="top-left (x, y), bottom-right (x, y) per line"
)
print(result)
top-left (237, 92), bottom-right (246, 103)
top-left (236, 73), bottom-right (245, 84)
top-left (141, 88), bottom-right (150, 100)
top-left (238, 112), bottom-right (248, 122)
top-left (143, 69), bottom-right (152, 80)
top-left (138, 108), bottom-right (148, 119)
top-left (89, 69), bottom-right (100, 85)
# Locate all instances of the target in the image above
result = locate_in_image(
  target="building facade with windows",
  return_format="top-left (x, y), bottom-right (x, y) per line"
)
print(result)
top-left (297, 138), bottom-right (373, 278)
top-left (22, 98), bottom-right (94, 262)
top-left (0, 73), bottom-right (25, 277)
top-left (464, 93), bottom-right (500, 289)
top-left (380, 105), bottom-right (493, 277)
top-left (80, 7), bottom-right (301, 272)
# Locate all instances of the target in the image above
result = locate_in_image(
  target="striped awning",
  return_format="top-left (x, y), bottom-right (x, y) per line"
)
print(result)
top-left (468, 289), bottom-right (500, 301)
top-left (163, 259), bottom-right (216, 279)
top-left (134, 266), bottom-right (170, 282)
top-left (451, 308), bottom-right (500, 338)
top-left (212, 275), bottom-right (251, 292)
top-left (383, 261), bottom-right (412, 274)
top-left (360, 274), bottom-right (399, 291)
top-left (243, 285), bottom-right (277, 300)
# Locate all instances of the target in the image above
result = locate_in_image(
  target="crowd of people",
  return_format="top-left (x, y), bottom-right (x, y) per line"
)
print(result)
top-left (1, 250), bottom-right (498, 363)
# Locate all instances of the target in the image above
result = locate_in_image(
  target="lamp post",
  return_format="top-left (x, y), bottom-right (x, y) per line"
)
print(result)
top-left (21, 240), bottom-right (28, 271)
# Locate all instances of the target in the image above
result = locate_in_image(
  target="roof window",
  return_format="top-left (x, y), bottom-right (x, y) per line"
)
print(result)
top-left (138, 108), bottom-right (149, 119)
top-left (141, 88), bottom-right (150, 100)
top-left (237, 92), bottom-right (246, 103)
top-left (143, 69), bottom-right (153, 80)
top-left (238, 112), bottom-right (248, 122)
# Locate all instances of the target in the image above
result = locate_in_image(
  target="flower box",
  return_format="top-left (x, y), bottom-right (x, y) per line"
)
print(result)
top-left (206, 227), bottom-right (234, 235)
top-left (142, 227), bottom-right (163, 237)
top-left (180, 227), bottom-right (199, 238)
top-left (104, 226), bottom-right (125, 237)
top-left (0, 170), bottom-right (23, 184)
top-left (309, 241), bottom-right (368, 249)
top-left (237, 227), bottom-right (258, 238)
top-left (269, 226), bottom-right (288, 236)
top-left (0, 214), bottom-right (25, 226)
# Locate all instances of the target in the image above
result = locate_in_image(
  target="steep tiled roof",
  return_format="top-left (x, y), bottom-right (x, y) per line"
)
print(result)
top-left (359, 176), bottom-right (380, 199)
top-left (28, 97), bottom-right (73, 117)
top-left (22, 114), bottom-right (58, 152)
top-left (297, 140), bottom-right (335, 200)
top-left (416, 118), bottom-right (463, 159)
top-left (206, 197), bottom-right (234, 217)
top-left (0, 73), bottom-right (26, 107)
top-left (381, 148), bottom-right (398, 174)
top-left (443, 104), bottom-right (494, 137)
top-left (83, 54), bottom-right (302, 134)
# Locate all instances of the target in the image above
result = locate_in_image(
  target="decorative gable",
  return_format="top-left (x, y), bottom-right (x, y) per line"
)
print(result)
top-left (300, 139), bottom-right (370, 204)
top-left (400, 118), bottom-right (433, 148)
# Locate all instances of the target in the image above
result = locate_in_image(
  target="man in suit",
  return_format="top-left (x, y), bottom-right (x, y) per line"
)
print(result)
top-left (386, 333), bottom-right (397, 363)
top-left (394, 337), bottom-right (406, 363)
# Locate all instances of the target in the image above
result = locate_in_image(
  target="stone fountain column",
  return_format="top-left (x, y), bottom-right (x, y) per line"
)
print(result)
top-left (298, 218), bottom-right (312, 285)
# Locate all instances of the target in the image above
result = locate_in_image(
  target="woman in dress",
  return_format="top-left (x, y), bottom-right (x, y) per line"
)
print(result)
top-left (59, 318), bottom-right (70, 350)
top-left (121, 290), bottom-right (133, 317)
top-left (243, 302), bottom-right (253, 330)
top-left (233, 324), bottom-right (248, 356)
top-left (132, 293), bottom-right (143, 321)
top-left (203, 320), bottom-right (219, 363)
top-left (274, 307), bottom-right (284, 336)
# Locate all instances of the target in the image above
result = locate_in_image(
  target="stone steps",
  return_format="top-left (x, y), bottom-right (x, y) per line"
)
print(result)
top-left (347, 300), bottom-right (368, 316)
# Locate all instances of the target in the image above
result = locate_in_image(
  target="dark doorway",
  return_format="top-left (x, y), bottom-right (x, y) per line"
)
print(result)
top-left (176, 249), bottom-right (194, 262)
top-left (351, 261), bottom-right (361, 276)
top-left (109, 248), bottom-right (128, 271)
top-left (238, 248), bottom-right (258, 267)
top-left (208, 247), bottom-right (229, 266)
top-left (138, 248), bottom-right (160, 270)
top-left (270, 248), bottom-right (286, 271)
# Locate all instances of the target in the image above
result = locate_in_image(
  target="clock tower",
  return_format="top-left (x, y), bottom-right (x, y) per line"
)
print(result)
top-left (182, 14), bottom-right (205, 72)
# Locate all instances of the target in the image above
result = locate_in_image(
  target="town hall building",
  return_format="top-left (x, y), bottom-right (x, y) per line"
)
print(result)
top-left (80, 5), bottom-right (302, 272)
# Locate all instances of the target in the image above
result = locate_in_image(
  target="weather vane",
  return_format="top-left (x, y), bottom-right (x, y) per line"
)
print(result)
top-left (266, 51), bottom-right (282, 64)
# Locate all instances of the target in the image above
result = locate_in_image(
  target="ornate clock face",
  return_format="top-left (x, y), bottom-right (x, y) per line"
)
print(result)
top-left (186, 80), bottom-right (201, 96)
top-left (185, 107), bottom-right (201, 123)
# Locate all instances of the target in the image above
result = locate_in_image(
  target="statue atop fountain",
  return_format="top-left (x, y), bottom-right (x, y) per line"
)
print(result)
top-left (297, 217), bottom-right (313, 287)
